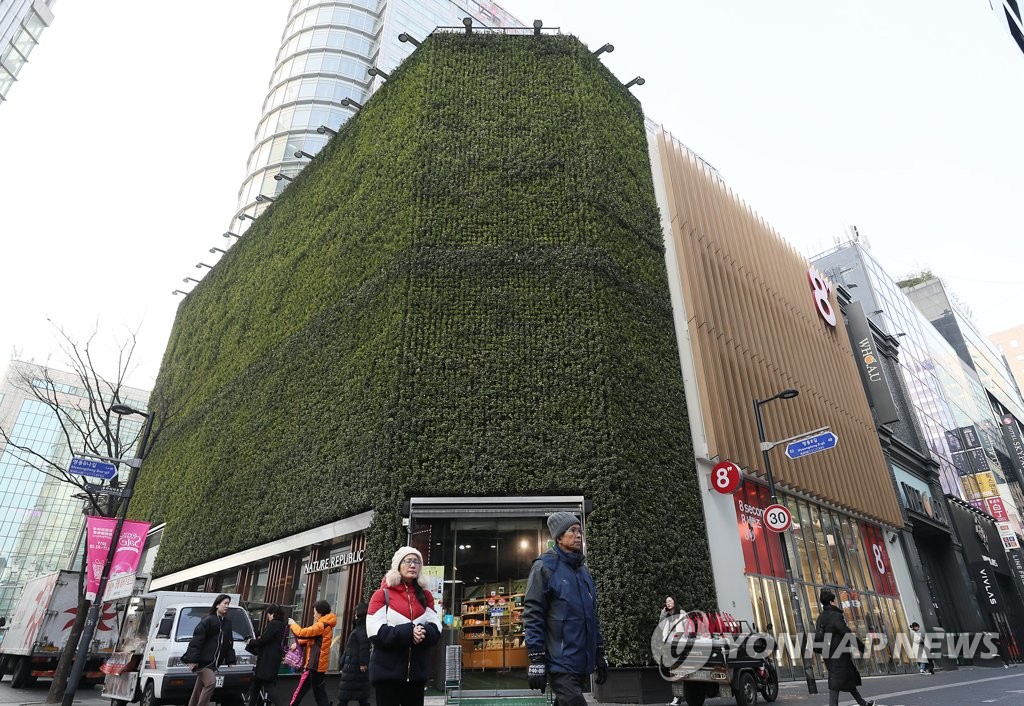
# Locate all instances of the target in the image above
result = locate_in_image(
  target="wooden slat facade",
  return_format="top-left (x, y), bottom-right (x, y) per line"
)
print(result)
top-left (654, 128), bottom-right (903, 528)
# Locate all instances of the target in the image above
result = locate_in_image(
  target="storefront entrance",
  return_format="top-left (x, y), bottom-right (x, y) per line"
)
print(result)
top-left (407, 496), bottom-right (586, 693)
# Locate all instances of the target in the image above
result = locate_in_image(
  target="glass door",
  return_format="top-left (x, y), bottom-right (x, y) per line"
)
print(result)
top-left (412, 516), bottom-right (548, 693)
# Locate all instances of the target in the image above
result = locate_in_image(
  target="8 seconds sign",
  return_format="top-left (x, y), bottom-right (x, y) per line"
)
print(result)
top-left (710, 461), bottom-right (742, 495)
top-left (763, 504), bottom-right (792, 533)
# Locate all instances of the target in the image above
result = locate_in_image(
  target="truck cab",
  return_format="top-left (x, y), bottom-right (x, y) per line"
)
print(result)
top-left (102, 592), bottom-right (255, 706)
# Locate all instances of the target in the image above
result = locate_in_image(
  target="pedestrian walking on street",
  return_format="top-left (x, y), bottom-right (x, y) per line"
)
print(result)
top-left (183, 594), bottom-right (237, 706)
top-left (660, 597), bottom-right (683, 706)
top-left (910, 622), bottom-right (933, 674)
top-left (367, 546), bottom-right (442, 706)
top-left (246, 604), bottom-right (288, 706)
top-left (523, 512), bottom-right (609, 706)
top-left (337, 601), bottom-right (372, 706)
top-left (287, 600), bottom-right (337, 706)
top-left (813, 589), bottom-right (874, 706)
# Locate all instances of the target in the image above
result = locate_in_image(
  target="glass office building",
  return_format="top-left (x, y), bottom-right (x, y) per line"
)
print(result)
top-left (232, 0), bottom-right (525, 231)
top-left (0, 361), bottom-right (150, 617)
top-left (813, 243), bottom-right (1024, 533)
top-left (0, 0), bottom-right (56, 106)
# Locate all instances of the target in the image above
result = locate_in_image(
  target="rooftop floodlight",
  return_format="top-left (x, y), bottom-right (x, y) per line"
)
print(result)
top-left (274, 173), bottom-right (294, 182)
top-left (367, 67), bottom-right (390, 81)
top-left (172, 290), bottom-right (188, 295)
top-left (317, 125), bottom-right (338, 136)
top-left (340, 98), bottom-right (363, 110)
top-left (196, 262), bottom-right (214, 269)
top-left (593, 43), bottom-right (614, 56)
top-left (183, 277), bottom-right (200, 283)
top-left (624, 76), bottom-right (646, 89)
top-left (223, 231), bottom-right (241, 239)
top-left (870, 309), bottom-right (884, 316)
top-left (294, 150), bottom-right (316, 159)
top-left (209, 247), bottom-right (227, 255)
top-left (398, 32), bottom-right (421, 47)
top-left (533, 19), bottom-right (543, 36)
top-left (463, 17), bottom-right (473, 34)
top-left (256, 194), bottom-right (276, 203)
top-left (238, 213), bottom-right (258, 222)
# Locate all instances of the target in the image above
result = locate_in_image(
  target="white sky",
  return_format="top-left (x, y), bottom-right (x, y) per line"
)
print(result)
top-left (1, 1), bottom-right (1022, 390)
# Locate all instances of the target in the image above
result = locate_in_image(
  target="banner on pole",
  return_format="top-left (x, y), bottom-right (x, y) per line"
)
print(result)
top-left (85, 516), bottom-right (151, 600)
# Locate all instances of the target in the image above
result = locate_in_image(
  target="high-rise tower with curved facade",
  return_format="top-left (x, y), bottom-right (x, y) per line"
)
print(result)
top-left (232, 0), bottom-right (524, 231)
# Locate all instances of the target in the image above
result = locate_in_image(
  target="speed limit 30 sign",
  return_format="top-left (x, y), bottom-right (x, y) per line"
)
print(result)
top-left (710, 461), bottom-right (742, 495)
top-left (763, 504), bottom-right (792, 533)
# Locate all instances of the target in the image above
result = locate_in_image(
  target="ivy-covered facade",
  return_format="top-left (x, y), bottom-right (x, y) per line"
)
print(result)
top-left (132, 32), bottom-right (714, 667)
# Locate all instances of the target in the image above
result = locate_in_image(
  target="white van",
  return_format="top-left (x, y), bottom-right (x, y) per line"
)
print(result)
top-left (102, 591), bottom-right (255, 706)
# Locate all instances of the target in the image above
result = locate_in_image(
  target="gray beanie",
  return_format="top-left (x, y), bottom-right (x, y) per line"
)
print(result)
top-left (547, 512), bottom-right (581, 540)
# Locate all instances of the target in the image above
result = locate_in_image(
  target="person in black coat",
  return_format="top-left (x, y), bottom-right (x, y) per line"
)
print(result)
top-left (246, 604), bottom-right (287, 706)
top-left (337, 602), bottom-right (371, 706)
top-left (813, 589), bottom-right (874, 706)
top-left (183, 594), bottom-right (237, 706)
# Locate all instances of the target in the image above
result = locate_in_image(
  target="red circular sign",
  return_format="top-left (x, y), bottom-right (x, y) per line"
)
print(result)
top-left (763, 504), bottom-right (792, 532)
top-left (710, 461), bottom-right (742, 495)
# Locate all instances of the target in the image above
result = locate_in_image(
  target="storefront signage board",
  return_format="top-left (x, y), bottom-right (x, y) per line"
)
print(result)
top-left (807, 266), bottom-right (837, 327)
top-left (1000, 416), bottom-right (1024, 484)
top-left (859, 522), bottom-right (899, 597)
top-left (422, 565), bottom-right (445, 619)
top-left (734, 486), bottom-right (785, 579)
top-left (986, 497), bottom-right (1010, 522)
top-left (844, 300), bottom-right (900, 425)
top-left (711, 461), bottom-right (742, 494)
top-left (974, 471), bottom-right (1000, 498)
top-left (996, 522), bottom-right (1020, 550)
top-left (303, 548), bottom-right (365, 574)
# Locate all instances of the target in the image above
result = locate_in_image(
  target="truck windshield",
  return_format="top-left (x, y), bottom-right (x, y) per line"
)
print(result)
top-left (175, 607), bottom-right (252, 642)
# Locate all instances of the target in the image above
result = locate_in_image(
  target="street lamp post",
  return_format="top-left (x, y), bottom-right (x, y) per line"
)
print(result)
top-left (62, 404), bottom-right (155, 706)
top-left (753, 389), bottom-right (818, 695)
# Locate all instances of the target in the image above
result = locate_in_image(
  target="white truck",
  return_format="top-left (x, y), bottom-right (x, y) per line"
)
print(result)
top-left (0, 570), bottom-right (120, 688)
top-left (100, 591), bottom-right (255, 706)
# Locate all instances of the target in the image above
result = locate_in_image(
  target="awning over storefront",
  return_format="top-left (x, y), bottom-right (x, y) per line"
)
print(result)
top-left (150, 510), bottom-right (374, 590)
top-left (406, 496), bottom-right (588, 519)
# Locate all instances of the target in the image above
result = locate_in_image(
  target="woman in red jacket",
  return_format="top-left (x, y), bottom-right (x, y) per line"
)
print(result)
top-left (366, 547), bottom-right (441, 706)
top-left (287, 600), bottom-right (337, 706)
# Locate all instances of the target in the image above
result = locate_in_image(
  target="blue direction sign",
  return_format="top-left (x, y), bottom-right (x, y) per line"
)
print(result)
top-left (68, 457), bottom-right (118, 480)
top-left (785, 431), bottom-right (839, 460)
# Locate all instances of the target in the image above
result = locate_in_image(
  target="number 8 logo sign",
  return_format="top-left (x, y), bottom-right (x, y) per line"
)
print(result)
top-left (710, 461), bottom-right (742, 495)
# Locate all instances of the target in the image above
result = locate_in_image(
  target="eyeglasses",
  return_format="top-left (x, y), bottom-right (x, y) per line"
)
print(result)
top-left (563, 527), bottom-right (583, 536)
top-left (400, 558), bottom-right (422, 566)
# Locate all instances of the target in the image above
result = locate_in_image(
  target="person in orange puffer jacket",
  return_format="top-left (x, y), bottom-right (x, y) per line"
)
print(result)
top-left (287, 600), bottom-right (338, 706)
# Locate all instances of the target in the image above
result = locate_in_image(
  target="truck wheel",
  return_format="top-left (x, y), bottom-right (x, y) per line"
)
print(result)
top-left (10, 657), bottom-right (36, 688)
top-left (141, 681), bottom-right (161, 706)
top-left (759, 663), bottom-right (779, 702)
top-left (734, 670), bottom-right (758, 706)
top-left (682, 681), bottom-right (706, 706)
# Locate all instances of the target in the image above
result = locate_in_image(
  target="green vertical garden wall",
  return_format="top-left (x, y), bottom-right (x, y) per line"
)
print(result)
top-left (132, 32), bottom-right (714, 663)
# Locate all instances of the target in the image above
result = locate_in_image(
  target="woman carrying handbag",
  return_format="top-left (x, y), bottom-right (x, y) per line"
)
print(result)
top-left (245, 604), bottom-right (287, 706)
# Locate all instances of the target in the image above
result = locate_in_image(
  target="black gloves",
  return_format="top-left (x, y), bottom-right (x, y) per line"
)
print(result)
top-left (595, 650), bottom-right (609, 685)
top-left (527, 652), bottom-right (547, 691)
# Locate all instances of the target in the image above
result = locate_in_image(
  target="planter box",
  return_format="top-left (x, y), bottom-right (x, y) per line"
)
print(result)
top-left (592, 667), bottom-right (673, 704)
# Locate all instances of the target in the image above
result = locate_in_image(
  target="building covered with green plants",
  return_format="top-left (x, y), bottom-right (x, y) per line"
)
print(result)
top-left (132, 30), bottom-right (714, 677)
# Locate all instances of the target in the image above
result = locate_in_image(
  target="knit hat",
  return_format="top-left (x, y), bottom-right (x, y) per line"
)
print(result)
top-left (385, 546), bottom-right (429, 588)
top-left (547, 512), bottom-right (581, 540)
top-left (819, 588), bottom-right (836, 606)
top-left (391, 546), bottom-right (423, 571)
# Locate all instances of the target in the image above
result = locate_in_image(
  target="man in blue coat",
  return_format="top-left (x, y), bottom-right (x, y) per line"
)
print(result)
top-left (523, 512), bottom-right (608, 706)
